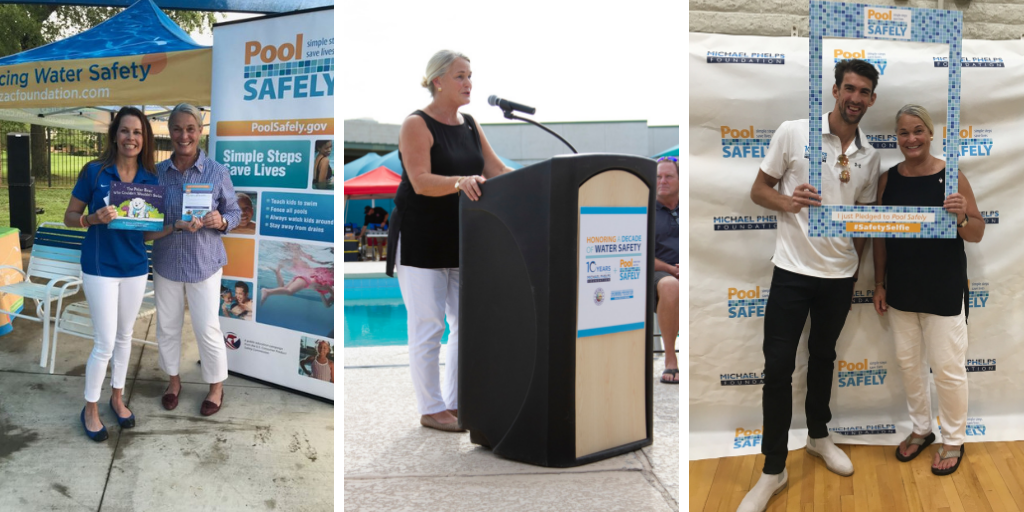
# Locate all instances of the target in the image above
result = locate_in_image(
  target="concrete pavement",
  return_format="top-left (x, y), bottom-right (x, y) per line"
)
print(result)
top-left (0, 287), bottom-right (334, 511)
top-left (343, 345), bottom-right (679, 512)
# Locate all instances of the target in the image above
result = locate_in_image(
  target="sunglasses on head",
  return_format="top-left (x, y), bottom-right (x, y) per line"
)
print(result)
top-left (657, 156), bottom-right (678, 163)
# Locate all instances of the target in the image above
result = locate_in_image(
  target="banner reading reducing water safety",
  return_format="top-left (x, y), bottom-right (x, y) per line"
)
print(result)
top-left (691, 32), bottom-right (1024, 460)
top-left (210, 6), bottom-right (335, 401)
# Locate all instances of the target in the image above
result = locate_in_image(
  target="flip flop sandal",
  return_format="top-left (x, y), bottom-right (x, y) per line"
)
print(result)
top-left (895, 432), bottom-right (935, 462)
top-left (932, 444), bottom-right (964, 476)
top-left (660, 368), bottom-right (679, 384)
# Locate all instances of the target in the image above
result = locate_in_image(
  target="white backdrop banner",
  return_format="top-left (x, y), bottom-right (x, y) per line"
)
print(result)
top-left (690, 32), bottom-right (1024, 460)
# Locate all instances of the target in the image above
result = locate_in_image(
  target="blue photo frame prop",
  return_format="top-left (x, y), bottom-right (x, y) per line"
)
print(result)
top-left (808, 1), bottom-right (962, 238)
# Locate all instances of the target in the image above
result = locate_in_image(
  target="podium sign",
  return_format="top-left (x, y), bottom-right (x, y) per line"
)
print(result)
top-left (459, 155), bottom-right (655, 467)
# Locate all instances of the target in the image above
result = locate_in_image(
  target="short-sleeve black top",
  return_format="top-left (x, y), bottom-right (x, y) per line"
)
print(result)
top-left (881, 164), bottom-right (968, 317)
top-left (389, 110), bottom-right (484, 270)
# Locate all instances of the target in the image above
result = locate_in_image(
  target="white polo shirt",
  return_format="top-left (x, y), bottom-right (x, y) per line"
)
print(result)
top-left (759, 114), bottom-right (881, 278)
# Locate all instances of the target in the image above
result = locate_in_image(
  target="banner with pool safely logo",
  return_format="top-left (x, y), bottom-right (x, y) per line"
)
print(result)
top-left (211, 6), bottom-right (335, 402)
top-left (690, 32), bottom-right (1024, 460)
top-left (576, 207), bottom-right (647, 338)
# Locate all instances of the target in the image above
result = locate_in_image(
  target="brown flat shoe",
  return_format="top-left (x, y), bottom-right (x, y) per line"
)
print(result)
top-left (161, 389), bottom-right (179, 411)
top-left (200, 389), bottom-right (224, 417)
top-left (447, 409), bottom-right (458, 418)
top-left (420, 414), bottom-right (465, 432)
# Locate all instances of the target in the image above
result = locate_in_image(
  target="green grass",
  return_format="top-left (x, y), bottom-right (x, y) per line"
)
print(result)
top-left (0, 185), bottom-right (79, 229)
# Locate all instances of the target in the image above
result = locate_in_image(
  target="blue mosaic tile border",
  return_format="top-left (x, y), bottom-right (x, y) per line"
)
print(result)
top-left (808, 1), bottom-right (962, 239)
top-left (721, 139), bottom-right (772, 146)
top-left (244, 57), bottom-right (334, 78)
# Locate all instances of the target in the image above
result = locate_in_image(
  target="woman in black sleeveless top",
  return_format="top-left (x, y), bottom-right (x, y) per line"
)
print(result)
top-left (872, 105), bottom-right (984, 476)
top-left (386, 50), bottom-right (514, 433)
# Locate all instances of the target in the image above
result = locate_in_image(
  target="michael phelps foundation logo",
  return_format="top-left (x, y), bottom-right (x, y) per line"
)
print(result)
top-left (830, 423), bottom-right (896, 436)
top-left (720, 125), bottom-right (773, 158)
top-left (720, 371), bottom-right (764, 386)
top-left (713, 215), bottom-right (777, 231)
top-left (942, 126), bottom-right (994, 157)
top-left (585, 261), bottom-right (612, 284)
top-left (851, 288), bottom-right (876, 305)
top-left (706, 51), bottom-right (785, 65)
top-left (834, 49), bottom-right (888, 75)
top-left (866, 134), bottom-right (898, 149)
top-left (934, 56), bottom-right (1006, 68)
top-left (734, 427), bottom-right (763, 449)
top-left (969, 280), bottom-right (990, 309)
top-left (727, 286), bottom-right (769, 318)
top-left (242, 33), bottom-right (334, 101)
top-left (967, 359), bottom-right (997, 373)
top-left (864, 8), bottom-right (912, 39)
top-left (224, 332), bottom-right (242, 350)
top-left (837, 359), bottom-right (887, 387)
top-left (981, 211), bottom-right (999, 224)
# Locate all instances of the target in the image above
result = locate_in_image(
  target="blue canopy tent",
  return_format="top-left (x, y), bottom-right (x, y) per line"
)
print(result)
top-left (0, 0), bottom-right (212, 134)
top-left (343, 152), bottom-right (381, 181)
top-left (653, 145), bottom-right (679, 158)
top-left (344, 150), bottom-right (524, 222)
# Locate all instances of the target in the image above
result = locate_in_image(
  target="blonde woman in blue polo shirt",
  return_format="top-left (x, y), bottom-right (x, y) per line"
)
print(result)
top-left (64, 107), bottom-right (187, 441)
top-left (152, 103), bottom-right (242, 417)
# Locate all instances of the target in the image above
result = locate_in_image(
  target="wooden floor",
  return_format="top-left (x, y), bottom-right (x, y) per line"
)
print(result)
top-left (690, 441), bottom-right (1024, 512)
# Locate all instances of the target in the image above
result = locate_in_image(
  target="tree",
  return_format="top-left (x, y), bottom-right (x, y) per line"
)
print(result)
top-left (0, 5), bottom-right (217, 181)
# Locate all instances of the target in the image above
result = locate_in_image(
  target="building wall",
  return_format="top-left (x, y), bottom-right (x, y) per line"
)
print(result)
top-left (344, 120), bottom-right (678, 168)
top-left (648, 126), bottom-right (680, 156)
top-left (690, 0), bottom-right (1024, 40)
top-left (480, 121), bottom-right (651, 167)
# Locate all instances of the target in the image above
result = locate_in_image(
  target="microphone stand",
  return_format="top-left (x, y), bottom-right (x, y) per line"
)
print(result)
top-left (501, 108), bottom-right (578, 154)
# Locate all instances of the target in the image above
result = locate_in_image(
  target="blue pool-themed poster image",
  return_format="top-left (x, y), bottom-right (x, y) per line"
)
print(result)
top-left (299, 336), bottom-right (333, 383)
top-left (256, 240), bottom-right (333, 337)
top-left (182, 183), bottom-right (213, 221)
top-left (219, 278), bottom-right (254, 321)
top-left (211, 6), bottom-right (333, 400)
top-left (108, 182), bottom-right (165, 231)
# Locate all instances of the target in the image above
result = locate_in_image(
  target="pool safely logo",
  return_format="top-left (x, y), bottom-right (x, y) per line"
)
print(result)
top-left (734, 427), bottom-right (763, 449)
top-left (837, 359), bottom-right (887, 387)
top-left (727, 286), bottom-right (769, 318)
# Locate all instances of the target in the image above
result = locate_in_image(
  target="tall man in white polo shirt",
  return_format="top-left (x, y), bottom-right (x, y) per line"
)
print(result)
top-left (738, 59), bottom-right (882, 512)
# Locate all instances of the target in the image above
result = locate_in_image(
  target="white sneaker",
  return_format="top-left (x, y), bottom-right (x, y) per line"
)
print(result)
top-left (805, 435), bottom-right (854, 476)
top-left (737, 469), bottom-right (788, 512)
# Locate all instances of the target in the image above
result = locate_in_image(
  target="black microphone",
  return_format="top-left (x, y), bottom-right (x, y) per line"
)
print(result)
top-left (488, 95), bottom-right (536, 115)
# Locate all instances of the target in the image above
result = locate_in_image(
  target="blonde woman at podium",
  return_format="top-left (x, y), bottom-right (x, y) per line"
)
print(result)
top-left (385, 49), bottom-right (514, 432)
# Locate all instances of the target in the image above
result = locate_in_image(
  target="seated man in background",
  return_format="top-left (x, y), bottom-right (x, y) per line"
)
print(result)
top-left (654, 156), bottom-right (679, 384)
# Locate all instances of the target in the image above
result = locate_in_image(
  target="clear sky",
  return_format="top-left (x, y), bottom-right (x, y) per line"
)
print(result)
top-left (341, 1), bottom-right (682, 127)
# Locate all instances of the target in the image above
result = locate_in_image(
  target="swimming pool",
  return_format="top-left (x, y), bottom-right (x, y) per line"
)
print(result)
top-left (343, 298), bottom-right (451, 347)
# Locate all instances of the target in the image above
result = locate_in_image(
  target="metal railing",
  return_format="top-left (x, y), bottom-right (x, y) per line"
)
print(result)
top-left (0, 128), bottom-right (207, 187)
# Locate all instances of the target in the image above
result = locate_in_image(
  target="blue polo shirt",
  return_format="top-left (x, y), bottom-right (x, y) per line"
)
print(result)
top-left (71, 161), bottom-right (160, 277)
top-left (654, 200), bottom-right (679, 266)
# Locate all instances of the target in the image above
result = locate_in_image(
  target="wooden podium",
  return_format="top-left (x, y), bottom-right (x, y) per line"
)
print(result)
top-left (458, 154), bottom-right (655, 467)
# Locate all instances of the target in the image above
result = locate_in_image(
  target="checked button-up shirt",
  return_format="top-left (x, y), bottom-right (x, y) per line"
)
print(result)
top-left (153, 149), bottom-right (242, 283)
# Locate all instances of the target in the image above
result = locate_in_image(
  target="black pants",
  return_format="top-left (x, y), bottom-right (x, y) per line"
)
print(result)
top-left (761, 266), bottom-right (855, 475)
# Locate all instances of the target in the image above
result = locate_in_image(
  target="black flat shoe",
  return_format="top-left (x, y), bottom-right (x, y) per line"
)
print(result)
top-left (109, 398), bottom-right (135, 429)
top-left (80, 407), bottom-right (108, 442)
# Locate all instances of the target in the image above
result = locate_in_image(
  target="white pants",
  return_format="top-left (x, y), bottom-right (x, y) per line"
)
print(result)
top-left (890, 305), bottom-right (969, 446)
top-left (81, 273), bottom-right (148, 402)
top-left (395, 239), bottom-right (460, 415)
top-left (154, 269), bottom-right (229, 384)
